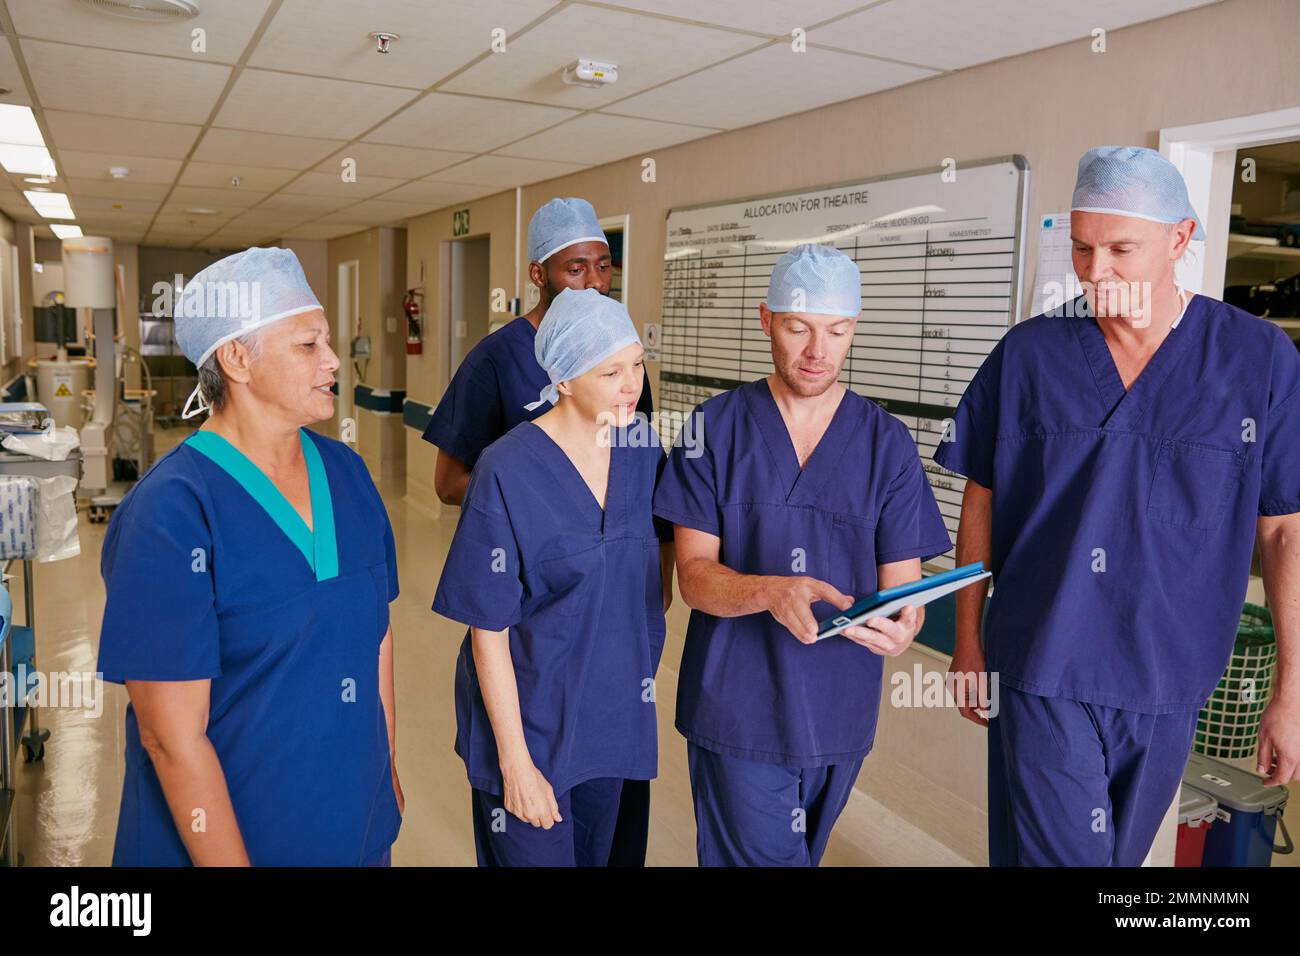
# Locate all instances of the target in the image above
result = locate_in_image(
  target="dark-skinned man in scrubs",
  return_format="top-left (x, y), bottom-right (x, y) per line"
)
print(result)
top-left (424, 197), bottom-right (657, 865)
top-left (937, 147), bottom-right (1300, 866)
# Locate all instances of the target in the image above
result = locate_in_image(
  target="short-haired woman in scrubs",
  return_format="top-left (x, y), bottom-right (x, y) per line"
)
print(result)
top-left (98, 247), bottom-right (403, 866)
top-left (434, 287), bottom-right (674, 867)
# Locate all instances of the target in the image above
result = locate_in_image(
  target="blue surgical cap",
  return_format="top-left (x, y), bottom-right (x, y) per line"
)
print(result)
top-left (525, 288), bottom-right (640, 411)
top-left (1071, 146), bottom-right (1205, 240)
top-left (176, 246), bottom-right (322, 419)
top-left (528, 197), bottom-right (607, 264)
top-left (766, 243), bottom-right (861, 318)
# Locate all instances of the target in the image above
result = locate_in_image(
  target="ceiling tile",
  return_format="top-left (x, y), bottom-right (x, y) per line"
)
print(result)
top-left (22, 40), bottom-right (231, 122)
top-left (364, 92), bottom-right (577, 153)
top-left (168, 185), bottom-right (268, 209)
top-left (608, 44), bottom-right (935, 130)
top-left (256, 193), bottom-right (351, 215)
top-left (43, 110), bottom-right (201, 159)
top-left (428, 154), bottom-right (584, 187)
top-left (374, 180), bottom-right (493, 206)
top-left (214, 68), bottom-right (419, 139)
top-left (177, 161), bottom-right (297, 191)
top-left (442, 5), bottom-right (765, 108)
top-left (68, 195), bottom-right (160, 214)
top-left (191, 128), bottom-right (347, 170)
top-left (315, 142), bottom-right (475, 180)
top-left (317, 200), bottom-right (418, 225)
top-left (280, 170), bottom-right (407, 199)
top-left (280, 222), bottom-right (370, 240)
top-left (9, 0), bottom-right (273, 64)
top-left (808, 0), bottom-right (1222, 70)
top-left (57, 149), bottom-right (182, 184)
top-left (64, 177), bottom-right (171, 200)
top-left (251, 0), bottom-right (556, 88)
top-left (600, 0), bottom-right (871, 35)
top-left (0, 43), bottom-right (33, 105)
top-left (497, 113), bottom-right (717, 165)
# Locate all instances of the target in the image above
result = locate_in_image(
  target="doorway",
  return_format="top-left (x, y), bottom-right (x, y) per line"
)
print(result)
top-left (443, 236), bottom-right (491, 386)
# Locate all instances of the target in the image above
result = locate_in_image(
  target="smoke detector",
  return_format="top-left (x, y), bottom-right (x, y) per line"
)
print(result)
top-left (76, 0), bottom-right (201, 21)
top-left (562, 59), bottom-right (618, 88)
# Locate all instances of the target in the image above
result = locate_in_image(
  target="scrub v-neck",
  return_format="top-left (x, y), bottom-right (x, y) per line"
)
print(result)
top-left (186, 427), bottom-right (339, 582)
top-left (747, 378), bottom-right (856, 504)
top-left (1073, 294), bottom-right (1199, 431)
top-left (522, 421), bottom-right (617, 534)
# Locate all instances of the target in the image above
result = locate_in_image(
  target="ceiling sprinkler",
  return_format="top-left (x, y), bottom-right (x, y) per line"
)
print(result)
top-left (369, 32), bottom-right (399, 54)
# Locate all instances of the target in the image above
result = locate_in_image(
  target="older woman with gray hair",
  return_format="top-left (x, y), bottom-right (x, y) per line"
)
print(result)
top-left (97, 246), bottom-right (403, 866)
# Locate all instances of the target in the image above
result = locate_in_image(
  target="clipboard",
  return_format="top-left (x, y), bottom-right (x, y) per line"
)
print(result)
top-left (816, 562), bottom-right (991, 640)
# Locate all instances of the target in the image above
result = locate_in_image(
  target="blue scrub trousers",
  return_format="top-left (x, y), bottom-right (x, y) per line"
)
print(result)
top-left (988, 686), bottom-right (1199, 866)
top-left (687, 742), bottom-right (865, 866)
top-left (471, 777), bottom-right (624, 867)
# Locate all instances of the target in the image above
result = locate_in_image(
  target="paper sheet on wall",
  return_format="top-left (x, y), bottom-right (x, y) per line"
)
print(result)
top-left (1031, 212), bottom-right (1083, 316)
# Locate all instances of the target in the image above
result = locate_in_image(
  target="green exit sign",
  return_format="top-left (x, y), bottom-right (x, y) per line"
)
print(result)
top-left (452, 208), bottom-right (470, 236)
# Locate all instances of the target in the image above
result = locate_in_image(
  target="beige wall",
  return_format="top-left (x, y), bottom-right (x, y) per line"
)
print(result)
top-left (326, 226), bottom-right (408, 477)
top-left (403, 190), bottom-right (516, 508)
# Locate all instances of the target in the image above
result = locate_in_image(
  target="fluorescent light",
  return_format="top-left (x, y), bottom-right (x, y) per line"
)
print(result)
top-left (0, 106), bottom-right (56, 176)
top-left (24, 190), bottom-right (75, 220)
top-left (50, 224), bottom-right (83, 239)
top-left (0, 143), bottom-right (56, 177)
top-left (0, 105), bottom-right (46, 147)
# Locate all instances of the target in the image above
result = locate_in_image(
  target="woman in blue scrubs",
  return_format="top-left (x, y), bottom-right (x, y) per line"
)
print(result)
top-left (98, 247), bottom-right (402, 866)
top-left (433, 287), bottom-right (673, 867)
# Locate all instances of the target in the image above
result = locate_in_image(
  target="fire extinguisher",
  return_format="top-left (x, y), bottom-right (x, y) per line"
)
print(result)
top-left (404, 288), bottom-right (423, 356)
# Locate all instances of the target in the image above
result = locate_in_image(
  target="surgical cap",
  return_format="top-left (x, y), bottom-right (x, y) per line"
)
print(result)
top-left (766, 243), bottom-right (861, 318)
top-left (528, 197), bottom-right (607, 264)
top-left (176, 246), bottom-right (322, 368)
top-left (176, 246), bottom-right (322, 419)
top-left (525, 288), bottom-right (640, 411)
top-left (1071, 146), bottom-right (1205, 240)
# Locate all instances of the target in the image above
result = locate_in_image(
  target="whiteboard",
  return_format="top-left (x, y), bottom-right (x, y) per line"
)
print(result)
top-left (657, 156), bottom-right (1030, 569)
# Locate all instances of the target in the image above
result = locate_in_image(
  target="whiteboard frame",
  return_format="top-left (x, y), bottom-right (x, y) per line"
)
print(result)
top-left (662, 153), bottom-right (1032, 325)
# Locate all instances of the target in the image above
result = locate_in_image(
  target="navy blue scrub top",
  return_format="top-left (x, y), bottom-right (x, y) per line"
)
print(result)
top-left (98, 428), bottom-right (401, 866)
top-left (934, 295), bottom-right (1300, 713)
top-left (423, 315), bottom-right (655, 469)
top-left (433, 421), bottom-right (672, 798)
top-left (653, 379), bottom-right (952, 767)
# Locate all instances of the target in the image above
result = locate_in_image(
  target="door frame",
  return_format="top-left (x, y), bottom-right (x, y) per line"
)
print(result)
top-left (1161, 106), bottom-right (1300, 298)
top-left (336, 258), bottom-right (359, 436)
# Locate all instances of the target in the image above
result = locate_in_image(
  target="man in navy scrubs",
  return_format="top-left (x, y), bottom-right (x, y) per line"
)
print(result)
top-left (937, 147), bottom-right (1300, 866)
top-left (655, 243), bottom-right (952, 865)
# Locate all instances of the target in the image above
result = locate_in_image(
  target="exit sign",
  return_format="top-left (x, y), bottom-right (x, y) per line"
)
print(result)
top-left (452, 208), bottom-right (470, 236)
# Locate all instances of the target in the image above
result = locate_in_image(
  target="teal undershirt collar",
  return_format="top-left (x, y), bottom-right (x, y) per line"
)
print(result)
top-left (186, 427), bottom-right (339, 582)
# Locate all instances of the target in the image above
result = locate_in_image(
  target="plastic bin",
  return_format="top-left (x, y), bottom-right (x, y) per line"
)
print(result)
top-left (1184, 752), bottom-right (1292, 867)
top-left (1175, 785), bottom-right (1219, 867)
top-left (1195, 604), bottom-right (1275, 760)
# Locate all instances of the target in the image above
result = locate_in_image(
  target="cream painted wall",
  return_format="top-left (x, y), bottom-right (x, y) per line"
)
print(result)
top-left (404, 191), bottom-right (516, 509)
top-left (399, 0), bottom-right (1291, 861)
top-left (326, 226), bottom-right (408, 477)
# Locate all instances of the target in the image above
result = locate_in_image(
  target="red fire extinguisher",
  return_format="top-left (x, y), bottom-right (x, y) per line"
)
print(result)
top-left (404, 288), bottom-right (423, 356)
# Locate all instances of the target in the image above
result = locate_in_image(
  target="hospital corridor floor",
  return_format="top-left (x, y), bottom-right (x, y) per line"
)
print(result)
top-left (10, 435), bottom-right (1296, 867)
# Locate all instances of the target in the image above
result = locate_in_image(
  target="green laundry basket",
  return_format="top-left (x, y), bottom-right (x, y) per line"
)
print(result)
top-left (1195, 604), bottom-right (1276, 760)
